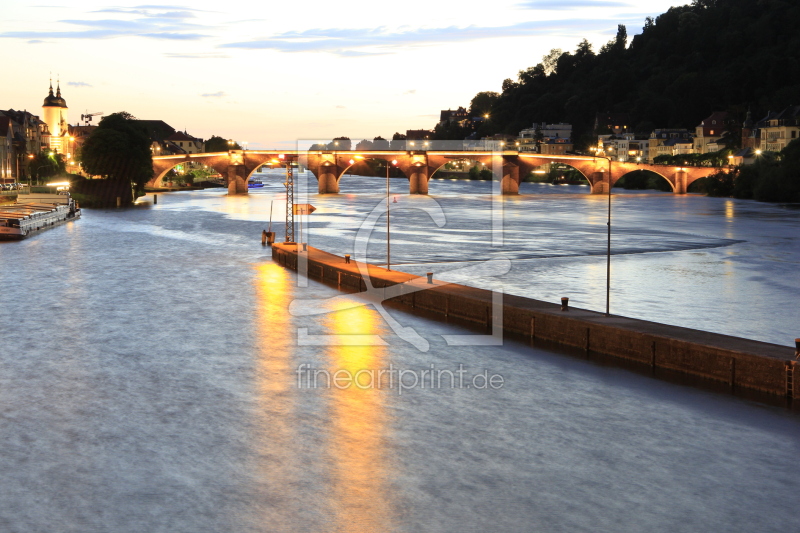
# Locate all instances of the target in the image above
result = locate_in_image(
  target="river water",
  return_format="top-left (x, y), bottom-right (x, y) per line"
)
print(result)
top-left (0, 175), bottom-right (798, 532)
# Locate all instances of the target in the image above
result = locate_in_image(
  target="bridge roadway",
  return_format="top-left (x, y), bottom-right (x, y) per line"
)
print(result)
top-left (150, 150), bottom-right (724, 195)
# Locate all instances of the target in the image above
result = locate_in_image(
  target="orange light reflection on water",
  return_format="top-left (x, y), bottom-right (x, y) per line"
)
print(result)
top-left (324, 304), bottom-right (392, 532)
top-left (253, 262), bottom-right (297, 527)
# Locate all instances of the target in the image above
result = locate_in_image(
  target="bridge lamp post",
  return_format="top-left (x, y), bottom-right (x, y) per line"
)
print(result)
top-left (386, 159), bottom-right (398, 270)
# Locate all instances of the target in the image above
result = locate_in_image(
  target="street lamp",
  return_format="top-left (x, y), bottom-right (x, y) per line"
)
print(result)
top-left (595, 150), bottom-right (613, 317)
top-left (386, 158), bottom-right (398, 270)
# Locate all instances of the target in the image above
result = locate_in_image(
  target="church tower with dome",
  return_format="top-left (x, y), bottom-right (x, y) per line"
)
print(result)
top-left (42, 79), bottom-right (69, 153)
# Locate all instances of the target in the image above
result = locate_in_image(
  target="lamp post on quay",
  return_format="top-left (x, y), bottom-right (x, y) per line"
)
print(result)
top-left (594, 146), bottom-right (613, 317)
top-left (386, 158), bottom-right (398, 270)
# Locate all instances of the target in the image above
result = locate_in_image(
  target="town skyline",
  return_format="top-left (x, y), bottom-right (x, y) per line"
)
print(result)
top-left (3, 0), bottom-right (680, 149)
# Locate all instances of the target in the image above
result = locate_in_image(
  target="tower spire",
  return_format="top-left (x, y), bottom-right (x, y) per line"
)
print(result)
top-left (56, 74), bottom-right (61, 98)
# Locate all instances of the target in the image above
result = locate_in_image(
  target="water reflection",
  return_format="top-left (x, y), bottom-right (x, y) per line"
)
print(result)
top-left (253, 263), bottom-right (297, 528)
top-left (324, 305), bottom-right (392, 532)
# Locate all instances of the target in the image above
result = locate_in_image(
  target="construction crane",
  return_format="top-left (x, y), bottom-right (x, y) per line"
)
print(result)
top-left (80, 111), bottom-right (103, 126)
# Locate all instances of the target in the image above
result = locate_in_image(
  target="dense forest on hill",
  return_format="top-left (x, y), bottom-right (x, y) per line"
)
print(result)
top-left (467, 0), bottom-right (800, 149)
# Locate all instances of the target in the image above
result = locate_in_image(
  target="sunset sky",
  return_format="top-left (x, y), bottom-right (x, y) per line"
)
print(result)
top-left (3, 0), bottom-right (682, 149)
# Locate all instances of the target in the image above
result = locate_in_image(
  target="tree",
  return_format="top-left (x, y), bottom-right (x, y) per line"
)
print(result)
top-left (390, 133), bottom-right (406, 150)
top-left (355, 139), bottom-right (374, 150)
top-left (327, 137), bottom-right (351, 150)
top-left (533, 125), bottom-right (544, 153)
top-left (81, 111), bottom-right (153, 195)
top-left (373, 136), bottom-right (390, 149)
top-left (205, 135), bottom-right (240, 151)
top-left (541, 48), bottom-right (562, 76)
top-left (469, 91), bottom-right (499, 117)
top-left (28, 150), bottom-right (66, 184)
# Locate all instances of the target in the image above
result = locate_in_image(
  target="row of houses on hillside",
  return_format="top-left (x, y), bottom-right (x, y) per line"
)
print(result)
top-left (430, 103), bottom-right (799, 164)
top-left (595, 107), bottom-right (799, 164)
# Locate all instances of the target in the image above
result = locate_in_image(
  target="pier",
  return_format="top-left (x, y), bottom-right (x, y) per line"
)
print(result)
top-left (272, 242), bottom-right (797, 399)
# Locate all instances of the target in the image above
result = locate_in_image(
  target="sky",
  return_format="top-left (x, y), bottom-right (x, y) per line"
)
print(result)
top-left (2, 0), bottom-right (684, 149)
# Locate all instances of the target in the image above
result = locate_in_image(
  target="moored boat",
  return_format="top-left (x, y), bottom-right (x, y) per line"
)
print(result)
top-left (0, 193), bottom-right (81, 240)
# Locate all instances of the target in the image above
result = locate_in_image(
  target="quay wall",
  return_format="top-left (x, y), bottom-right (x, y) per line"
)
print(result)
top-left (272, 243), bottom-right (798, 399)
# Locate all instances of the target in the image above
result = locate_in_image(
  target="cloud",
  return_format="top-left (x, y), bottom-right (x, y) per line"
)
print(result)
top-left (27, 39), bottom-right (45, 44)
top-left (139, 32), bottom-right (209, 40)
top-left (516, 0), bottom-right (630, 8)
top-left (165, 52), bottom-right (230, 59)
top-left (0, 6), bottom-right (214, 41)
top-left (200, 91), bottom-right (226, 98)
top-left (336, 50), bottom-right (389, 57)
top-left (67, 81), bottom-right (92, 87)
top-left (220, 19), bottom-right (611, 56)
top-left (335, 105), bottom-right (346, 109)
top-left (404, 89), bottom-right (417, 95)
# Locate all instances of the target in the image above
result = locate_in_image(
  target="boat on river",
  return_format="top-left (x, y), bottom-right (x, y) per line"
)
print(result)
top-left (0, 193), bottom-right (81, 240)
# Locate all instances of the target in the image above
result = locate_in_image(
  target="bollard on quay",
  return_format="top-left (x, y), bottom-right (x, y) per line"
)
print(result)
top-left (427, 272), bottom-right (433, 284)
top-left (561, 297), bottom-right (569, 311)
top-left (344, 254), bottom-right (351, 264)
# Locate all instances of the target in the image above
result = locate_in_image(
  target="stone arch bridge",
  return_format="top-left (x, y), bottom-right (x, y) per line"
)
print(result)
top-left (150, 150), bottom-right (724, 195)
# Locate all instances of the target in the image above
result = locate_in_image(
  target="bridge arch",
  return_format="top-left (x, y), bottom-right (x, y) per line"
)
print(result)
top-left (612, 168), bottom-right (675, 192)
top-left (425, 155), bottom-right (494, 191)
top-left (150, 154), bottom-right (231, 188)
top-left (517, 160), bottom-right (593, 191)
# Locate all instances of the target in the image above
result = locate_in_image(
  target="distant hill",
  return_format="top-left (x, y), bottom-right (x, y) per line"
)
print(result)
top-left (476, 0), bottom-right (800, 149)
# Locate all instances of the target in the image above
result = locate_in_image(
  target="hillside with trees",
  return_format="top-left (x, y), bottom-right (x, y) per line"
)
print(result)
top-left (472, 0), bottom-right (799, 149)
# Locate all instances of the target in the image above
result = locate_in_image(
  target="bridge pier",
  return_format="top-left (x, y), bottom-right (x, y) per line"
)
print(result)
top-left (227, 165), bottom-right (248, 195)
top-left (317, 165), bottom-right (339, 194)
top-left (500, 160), bottom-right (519, 195)
top-left (590, 172), bottom-right (609, 194)
top-left (674, 170), bottom-right (688, 194)
top-left (408, 166), bottom-right (428, 194)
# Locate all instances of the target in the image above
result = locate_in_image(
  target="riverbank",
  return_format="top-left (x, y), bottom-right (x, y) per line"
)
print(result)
top-left (272, 242), bottom-right (798, 400)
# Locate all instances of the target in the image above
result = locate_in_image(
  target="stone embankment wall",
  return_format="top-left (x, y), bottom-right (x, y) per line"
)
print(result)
top-left (272, 243), bottom-right (798, 399)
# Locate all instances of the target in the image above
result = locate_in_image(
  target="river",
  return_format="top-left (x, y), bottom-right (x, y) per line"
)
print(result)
top-left (0, 175), bottom-right (798, 532)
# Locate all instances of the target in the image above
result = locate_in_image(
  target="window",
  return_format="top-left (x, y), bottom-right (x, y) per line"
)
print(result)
top-left (710, 130), bottom-right (715, 135)
top-left (793, 131), bottom-right (797, 139)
